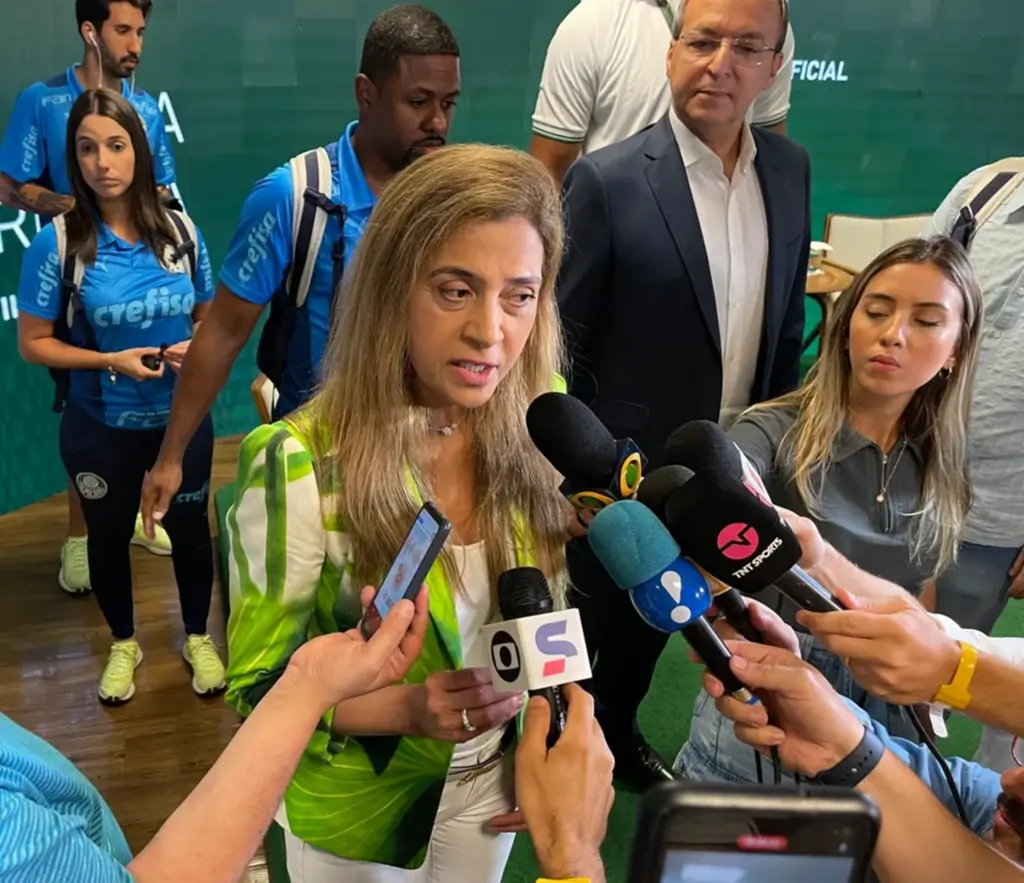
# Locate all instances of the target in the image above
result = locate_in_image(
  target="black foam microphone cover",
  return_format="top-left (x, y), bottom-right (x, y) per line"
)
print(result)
top-left (663, 419), bottom-right (743, 479)
top-left (665, 470), bottom-right (801, 593)
top-left (497, 566), bottom-right (554, 618)
top-left (635, 465), bottom-right (694, 523)
top-left (665, 470), bottom-right (843, 613)
top-left (526, 392), bottom-right (617, 486)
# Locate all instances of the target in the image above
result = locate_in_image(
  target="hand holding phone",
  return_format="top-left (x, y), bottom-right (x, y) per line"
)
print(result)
top-left (360, 503), bottom-right (451, 640)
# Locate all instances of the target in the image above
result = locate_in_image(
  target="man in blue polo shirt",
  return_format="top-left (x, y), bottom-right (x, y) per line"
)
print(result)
top-left (0, 0), bottom-right (178, 596)
top-left (0, 0), bottom-right (176, 215)
top-left (140, 4), bottom-right (461, 529)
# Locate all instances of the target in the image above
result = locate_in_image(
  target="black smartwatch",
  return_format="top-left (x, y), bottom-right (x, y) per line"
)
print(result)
top-left (813, 726), bottom-right (885, 788)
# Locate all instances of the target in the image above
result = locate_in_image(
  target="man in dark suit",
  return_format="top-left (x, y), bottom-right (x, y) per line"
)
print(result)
top-left (559, 0), bottom-right (810, 789)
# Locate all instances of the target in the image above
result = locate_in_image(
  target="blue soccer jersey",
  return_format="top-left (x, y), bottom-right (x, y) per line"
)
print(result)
top-left (0, 64), bottom-right (176, 196)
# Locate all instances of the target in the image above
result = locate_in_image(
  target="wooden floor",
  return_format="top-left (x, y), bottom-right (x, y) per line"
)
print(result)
top-left (0, 435), bottom-right (270, 881)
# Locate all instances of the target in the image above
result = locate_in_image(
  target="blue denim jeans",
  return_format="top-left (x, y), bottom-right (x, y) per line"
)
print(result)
top-left (675, 671), bottom-right (1000, 837)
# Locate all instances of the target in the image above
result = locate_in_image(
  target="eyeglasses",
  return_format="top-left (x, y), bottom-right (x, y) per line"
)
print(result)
top-left (678, 32), bottom-right (778, 68)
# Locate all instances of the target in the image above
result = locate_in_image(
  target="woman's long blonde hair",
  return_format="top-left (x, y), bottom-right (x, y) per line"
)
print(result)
top-left (299, 144), bottom-right (568, 602)
top-left (750, 237), bottom-right (984, 576)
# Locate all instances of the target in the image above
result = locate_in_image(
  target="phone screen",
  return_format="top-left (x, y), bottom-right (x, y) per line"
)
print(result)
top-left (661, 850), bottom-right (854, 882)
top-left (371, 507), bottom-right (442, 620)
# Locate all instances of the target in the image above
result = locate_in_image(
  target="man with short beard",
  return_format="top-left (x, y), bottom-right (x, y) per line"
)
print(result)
top-left (140, 4), bottom-right (462, 531)
top-left (0, 0), bottom-right (180, 593)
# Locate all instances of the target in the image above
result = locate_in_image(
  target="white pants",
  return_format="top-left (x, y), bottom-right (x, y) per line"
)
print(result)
top-left (283, 756), bottom-right (516, 883)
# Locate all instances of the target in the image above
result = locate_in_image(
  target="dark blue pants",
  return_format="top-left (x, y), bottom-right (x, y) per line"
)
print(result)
top-left (59, 405), bottom-right (215, 640)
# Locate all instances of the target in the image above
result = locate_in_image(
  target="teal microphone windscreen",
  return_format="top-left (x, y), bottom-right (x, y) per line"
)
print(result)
top-left (587, 500), bottom-right (681, 589)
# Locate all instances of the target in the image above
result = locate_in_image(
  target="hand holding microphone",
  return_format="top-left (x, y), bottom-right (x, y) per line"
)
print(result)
top-left (511, 684), bottom-right (614, 881)
top-left (797, 592), bottom-right (963, 707)
top-left (702, 641), bottom-right (867, 780)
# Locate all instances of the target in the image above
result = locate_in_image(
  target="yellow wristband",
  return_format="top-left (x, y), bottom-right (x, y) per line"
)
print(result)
top-left (931, 641), bottom-right (978, 711)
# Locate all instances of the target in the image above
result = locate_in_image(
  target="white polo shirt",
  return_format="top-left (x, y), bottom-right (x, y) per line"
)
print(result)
top-left (668, 111), bottom-right (767, 427)
top-left (532, 0), bottom-right (794, 155)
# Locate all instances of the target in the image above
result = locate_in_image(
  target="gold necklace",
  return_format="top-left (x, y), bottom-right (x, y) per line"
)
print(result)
top-left (876, 439), bottom-right (907, 503)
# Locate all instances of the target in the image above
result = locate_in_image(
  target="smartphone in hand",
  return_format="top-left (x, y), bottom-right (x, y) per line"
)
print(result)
top-left (360, 502), bottom-right (451, 639)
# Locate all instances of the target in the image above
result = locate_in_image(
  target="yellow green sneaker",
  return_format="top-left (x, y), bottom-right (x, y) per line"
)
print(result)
top-left (98, 639), bottom-right (143, 705)
top-left (183, 635), bottom-right (226, 696)
top-left (131, 512), bottom-right (172, 556)
top-left (58, 537), bottom-right (91, 595)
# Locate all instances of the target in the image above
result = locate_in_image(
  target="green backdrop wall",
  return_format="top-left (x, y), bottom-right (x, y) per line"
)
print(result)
top-left (1, 0), bottom-right (1022, 516)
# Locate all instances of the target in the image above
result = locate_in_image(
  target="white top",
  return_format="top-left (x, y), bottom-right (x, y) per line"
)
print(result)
top-left (532, 0), bottom-right (795, 155)
top-left (450, 541), bottom-right (508, 766)
top-left (668, 110), bottom-right (768, 427)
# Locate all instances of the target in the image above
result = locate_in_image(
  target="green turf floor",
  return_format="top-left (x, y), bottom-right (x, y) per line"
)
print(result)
top-left (213, 483), bottom-right (1022, 882)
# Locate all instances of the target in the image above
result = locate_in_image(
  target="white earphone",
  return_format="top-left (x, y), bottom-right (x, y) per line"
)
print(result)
top-left (86, 27), bottom-right (102, 88)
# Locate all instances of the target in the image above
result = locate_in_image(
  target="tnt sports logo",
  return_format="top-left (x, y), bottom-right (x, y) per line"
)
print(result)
top-left (237, 211), bottom-right (278, 283)
top-left (535, 620), bottom-right (580, 677)
top-left (490, 630), bottom-right (522, 684)
top-left (92, 287), bottom-right (195, 330)
top-left (717, 523), bottom-right (760, 561)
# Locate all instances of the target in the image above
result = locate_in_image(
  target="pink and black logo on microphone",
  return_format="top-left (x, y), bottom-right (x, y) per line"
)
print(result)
top-left (717, 523), bottom-right (760, 561)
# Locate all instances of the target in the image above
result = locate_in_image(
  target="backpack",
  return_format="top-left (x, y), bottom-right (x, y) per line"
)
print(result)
top-left (49, 209), bottom-right (200, 413)
top-left (950, 157), bottom-right (1024, 249)
top-left (255, 144), bottom-right (348, 389)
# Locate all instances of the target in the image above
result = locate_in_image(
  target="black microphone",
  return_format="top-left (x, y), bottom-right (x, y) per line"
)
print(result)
top-left (496, 567), bottom-right (573, 746)
top-left (665, 470), bottom-right (845, 614)
top-left (586, 500), bottom-right (756, 705)
top-left (637, 463), bottom-right (764, 644)
top-left (526, 392), bottom-right (647, 513)
top-left (635, 464), bottom-right (694, 523)
top-left (664, 418), bottom-right (773, 506)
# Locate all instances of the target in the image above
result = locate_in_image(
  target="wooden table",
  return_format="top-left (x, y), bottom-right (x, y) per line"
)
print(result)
top-left (803, 260), bottom-right (857, 352)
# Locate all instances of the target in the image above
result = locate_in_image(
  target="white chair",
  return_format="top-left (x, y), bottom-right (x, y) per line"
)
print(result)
top-left (823, 213), bottom-right (933, 273)
top-left (250, 374), bottom-right (279, 425)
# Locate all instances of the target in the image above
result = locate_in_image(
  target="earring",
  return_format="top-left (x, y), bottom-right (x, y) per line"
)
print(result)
top-left (939, 366), bottom-right (952, 379)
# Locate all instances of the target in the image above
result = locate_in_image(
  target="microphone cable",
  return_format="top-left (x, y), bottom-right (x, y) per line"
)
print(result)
top-left (903, 704), bottom-right (969, 826)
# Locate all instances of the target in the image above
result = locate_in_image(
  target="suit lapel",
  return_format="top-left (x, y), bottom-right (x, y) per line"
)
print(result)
top-left (643, 116), bottom-right (721, 355)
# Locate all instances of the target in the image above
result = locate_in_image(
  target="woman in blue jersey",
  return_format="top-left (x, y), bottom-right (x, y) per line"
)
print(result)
top-left (15, 89), bottom-right (225, 705)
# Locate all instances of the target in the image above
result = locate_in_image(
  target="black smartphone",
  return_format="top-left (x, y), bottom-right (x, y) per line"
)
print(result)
top-left (629, 782), bottom-right (880, 883)
top-left (141, 343), bottom-right (169, 371)
top-left (359, 502), bottom-right (451, 639)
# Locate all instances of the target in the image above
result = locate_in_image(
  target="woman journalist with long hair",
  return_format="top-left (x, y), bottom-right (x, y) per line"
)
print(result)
top-left (678, 237), bottom-right (986, 780)
top-left (224, 144), bottom-right (570, 882)
top-left (16, 89), bottom-right (225, 705)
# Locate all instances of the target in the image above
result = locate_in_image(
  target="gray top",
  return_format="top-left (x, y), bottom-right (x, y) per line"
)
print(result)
top-left (924, 168), bottom-right (1024, 546)
top-left (729, 406), bottom-right (933, 604)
